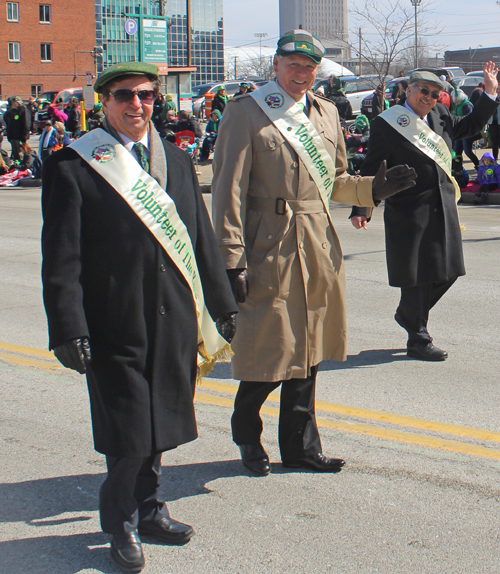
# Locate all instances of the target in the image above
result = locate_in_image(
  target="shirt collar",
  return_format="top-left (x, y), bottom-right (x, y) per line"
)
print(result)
top-left (118, 130), bottom-right (149, 152)
top-left (404, 100), bottom-right (428, 124)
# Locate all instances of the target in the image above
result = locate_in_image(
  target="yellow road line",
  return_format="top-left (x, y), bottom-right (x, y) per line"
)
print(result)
top-left (0, 341), bottom-right (55, 360)
top-left (194, 392), bottom-right (500, 460)
top-left (199, 379), bottom-right (500, 444)
top-left (2, 341), bottom-right (499, 458)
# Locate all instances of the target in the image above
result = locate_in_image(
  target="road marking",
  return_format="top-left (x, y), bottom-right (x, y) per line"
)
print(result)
top-left (1, 341), bottom-right (499, 460)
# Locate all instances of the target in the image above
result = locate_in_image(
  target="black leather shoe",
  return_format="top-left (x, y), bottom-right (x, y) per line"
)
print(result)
top-left (239, 443), bottom-right (271, 475)
top-left (407, 342), bottom-right (447, 361)
top-left (109, 531), bottom-right (145, 573)
top-left (282, 453), bottom-right (345, 472)
top-left (138, 516), bottom-right (194, 545)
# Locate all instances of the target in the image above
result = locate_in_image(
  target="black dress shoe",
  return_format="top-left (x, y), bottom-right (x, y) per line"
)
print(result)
top-left (407, 342), bottom-right (447, 361)
top-left (282, 453), bottom-right (345, 472)
top-left (109, 531), bottom-right (145, 573)
top-left (239, 443), bottom-right (271, 475)
top-left (138, 516), bottom-right (194, 545)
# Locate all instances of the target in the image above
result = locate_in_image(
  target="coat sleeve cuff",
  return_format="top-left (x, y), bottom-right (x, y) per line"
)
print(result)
top-left (355, 176), bottom-right (376, 207)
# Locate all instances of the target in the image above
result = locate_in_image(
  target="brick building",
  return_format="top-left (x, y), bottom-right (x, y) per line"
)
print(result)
top-left (1, 0), bottom-right (95, 99)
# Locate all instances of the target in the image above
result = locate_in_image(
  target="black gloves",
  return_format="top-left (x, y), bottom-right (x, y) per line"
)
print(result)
top-left (54, 337), bottom-right (91, 374)
top-left (372, 160), bottom-right (417, 203)
top-left (216, 312), bottom-right (237, 343)
top-left (226, 268), bottom-right (249, 304)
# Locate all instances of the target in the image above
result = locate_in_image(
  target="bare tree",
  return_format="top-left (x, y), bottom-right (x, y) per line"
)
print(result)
top-left (314, 0), bottom-right (442, 84)
top-left (224, 54), bottom-right (275, 81)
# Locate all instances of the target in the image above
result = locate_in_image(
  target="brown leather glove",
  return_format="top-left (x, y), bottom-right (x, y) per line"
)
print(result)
top-left (372, 160), bottom-right (417, 203)
top-left (54, 337), bottom-right (91, 374)
top-left (226, 268), bottom-right (249, 304)
top-left (216, 313), bottom-right (237, 343)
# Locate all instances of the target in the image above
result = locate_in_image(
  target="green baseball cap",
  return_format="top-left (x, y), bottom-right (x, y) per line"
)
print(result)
top-left (408, 71), bottom-right (444, 90)
top-left (276, 30), bottom-right (325, 64)
top-left (94, 61), bottom-right (159, 93)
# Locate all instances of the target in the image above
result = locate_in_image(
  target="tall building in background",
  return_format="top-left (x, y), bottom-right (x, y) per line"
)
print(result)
top-left (96, 0), bottom-right (223, 86)
top-left (279, 0), bottom-right (349, 60)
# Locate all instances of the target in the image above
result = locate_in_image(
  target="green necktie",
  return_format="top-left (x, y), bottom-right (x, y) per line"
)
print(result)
top-left (297, 102), bottom-right (308, 117)
top-left (133, 143), bottom-right (149, 173)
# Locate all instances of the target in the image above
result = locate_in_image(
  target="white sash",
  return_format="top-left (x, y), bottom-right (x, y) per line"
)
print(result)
top-left (379, 106), bottom-right (461, 203)
top-left (70, 129), bottom-right (229, 375)
top-left (251, 81), bottom-right (337, 216)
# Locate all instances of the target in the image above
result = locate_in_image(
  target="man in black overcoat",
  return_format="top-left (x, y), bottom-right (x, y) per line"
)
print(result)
top-left (41, 61), bottom-right (237, 572)
top-left (351, 62), bottom-right (499, 361)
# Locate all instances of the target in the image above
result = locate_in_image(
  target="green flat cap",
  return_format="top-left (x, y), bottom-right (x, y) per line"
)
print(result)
top-left (94, 61), bottom-right (159, 93)
top-left (277, 29), bottom-right (325, 64)
top-left (409, 71), bottom-right (444, 90)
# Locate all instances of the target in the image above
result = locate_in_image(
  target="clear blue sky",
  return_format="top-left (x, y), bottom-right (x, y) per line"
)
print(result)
top-left (223, 0), bottom-right (500, 55)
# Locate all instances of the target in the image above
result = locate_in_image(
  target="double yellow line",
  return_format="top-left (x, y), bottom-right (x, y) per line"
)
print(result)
top-left (2, 341), bottom-right (499, 460)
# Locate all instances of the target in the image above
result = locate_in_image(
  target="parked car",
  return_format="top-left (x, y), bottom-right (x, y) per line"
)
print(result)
top-left (192, 81), bottom-right (259, 119)
top-left (360, 77), bottom-right (409, 118)
top-left (52, 87), bottom-right (83, 110)
top-left (406, 66), bottom-right (465, 79)
top-left (38, 91), bottom-right (59, 104)
top-left (314, 75), bottom-right (385, 116)
top-left (450, 75), bottom-right (484, 98)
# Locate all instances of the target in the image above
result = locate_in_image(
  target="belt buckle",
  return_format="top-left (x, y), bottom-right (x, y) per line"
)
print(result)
top-left (275, 198), bottom-right (286, 215)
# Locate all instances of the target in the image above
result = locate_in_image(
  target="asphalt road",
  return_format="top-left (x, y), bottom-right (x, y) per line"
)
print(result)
top-left (1, 187), bottom-right (500, 574)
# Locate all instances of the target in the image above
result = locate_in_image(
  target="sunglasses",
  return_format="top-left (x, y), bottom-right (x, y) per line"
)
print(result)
top-left (108, 89), bottom-right (155, 103)
top-left (415, 85), bottom-right (441, 100)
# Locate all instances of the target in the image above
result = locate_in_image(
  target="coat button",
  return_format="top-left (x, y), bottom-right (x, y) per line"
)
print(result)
top-left (269, 141), bottom-right (276, 149)
top-left (159, 306), bottom-right (166, 315)
top-left (322, 242), bottom-right (327, 249)
top-left (267, 234), bottom-right (273, 240)
top-left (292, 161), bottom-right (298, 168)
top-left (299, 242), bottom-right (304, 249)
top-left (160, 264), bottom-right (166, 272)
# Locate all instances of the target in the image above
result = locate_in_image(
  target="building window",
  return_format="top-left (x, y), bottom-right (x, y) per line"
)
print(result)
top-left (41, 43), bottom-right (52, 61)
top-left (8, 41), bottom-right (20, 61)
top-left (39, 4), bottom-right (50, 23)
top-left (7, 2), bottom-right (19, 21)
top-left (31, 85), bottom-right (43, 97)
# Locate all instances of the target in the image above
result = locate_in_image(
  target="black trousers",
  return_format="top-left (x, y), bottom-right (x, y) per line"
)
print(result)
top-left (396, 278), bottom-right (456, 345)
top-left (99, 454), bottom-right (169, 535)
top-left (231, 366), bottom-right (322, 462)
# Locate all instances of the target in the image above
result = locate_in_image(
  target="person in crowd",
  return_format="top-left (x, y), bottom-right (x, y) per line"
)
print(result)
top-left (474, 151), bottom-right (500, 204)
top-left (175, 109), bottom-right (202, 138)
top-left (19, 141), bottom-right (41, 176)
top-left (53, 121), bottom-right (72, 147)
top-left (3, 96), bottom-right (31, 161)
top-left (38, 121), bottom-right (58, 161)
top-left (47, 103), bottom-right (68, 125)
top-left (199, 109), bottom-right (221, 161)
top-left (345, 114), bottom-right (371, 173)
top-left (212, 30), bottom-right (416, 476)
top-left (28, 96), bottom-right (37, 133)
top-left (371, 83), bottom-right (388, 118)
top-left (486, 86), bottom-right (500, 160)
top-left (41, 61), bottom-right (237, 573)
top-left (392, 80), bottom-right (408, 106)
top-left (160, 109), bottom-right (178, 141)
top-left (211, 86), bottom-right (228, 115)
top-left (324, 75), bottom-right (353, 120)
top-left (470, 81), bottom-right (485, 106)
top-left (437, 89), bottom-right (451, 109)
top-left (234, 83), bottom-right (250, 97)
top-left (452, 89), bottom-right (480, 170)
top-left (451, 152), bottom-right (470, 189)
top-left (86, 102), bottom-right (105, 130)
top-left (350, 64), bottom-right (499, 361)
top-left (65, 97), bottom-right (81, 136)
top-left (152, 92), bottom-right (165, 129)
top-left (159, 93), bottom-right (176, 124)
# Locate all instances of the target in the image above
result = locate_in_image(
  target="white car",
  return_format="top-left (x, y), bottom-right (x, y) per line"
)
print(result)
top-left (314, 75), bottom-right (382, 117)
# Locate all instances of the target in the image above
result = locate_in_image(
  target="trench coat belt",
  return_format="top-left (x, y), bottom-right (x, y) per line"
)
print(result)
top-left (246, 196), bottom-right (324, 215)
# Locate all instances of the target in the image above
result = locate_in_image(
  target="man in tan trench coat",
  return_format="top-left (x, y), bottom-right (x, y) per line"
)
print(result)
top-left (212, 30), bottom-right (416, 475)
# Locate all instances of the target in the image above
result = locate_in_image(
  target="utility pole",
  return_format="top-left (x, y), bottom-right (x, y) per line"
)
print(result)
top-left (234, 56), bottom-right (237, 79)
top-left (410, 0), bottom-right (422, 68)
top-left (359, 28), bottom-right (362, 75)
top-left (254, 32), bottom-right (268, 61)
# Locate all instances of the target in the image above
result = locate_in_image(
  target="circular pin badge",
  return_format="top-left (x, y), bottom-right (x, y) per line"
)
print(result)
top-left (92, 144), bottom-right (116, 163)
top-left (264, 93), bottom-right (285, 109)
top-left (397, 114), bottom-right (411, 127)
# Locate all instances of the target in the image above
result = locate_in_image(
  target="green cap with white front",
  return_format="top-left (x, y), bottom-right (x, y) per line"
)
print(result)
top-left (276, 30), bottom-right (325, 64)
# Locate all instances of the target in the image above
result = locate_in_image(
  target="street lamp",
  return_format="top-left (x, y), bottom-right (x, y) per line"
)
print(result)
top-left (469, 44), bottom-right (482, 72)
top-left (410, 0), bottom-right (422, 68)
top-left (254, 32), bottom-right (268, 61)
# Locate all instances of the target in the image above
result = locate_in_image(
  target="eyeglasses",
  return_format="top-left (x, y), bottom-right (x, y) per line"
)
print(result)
top-left (415, 85), bottom-right (441, 100)
top-left (108, 89), bottom-right (155, 103)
